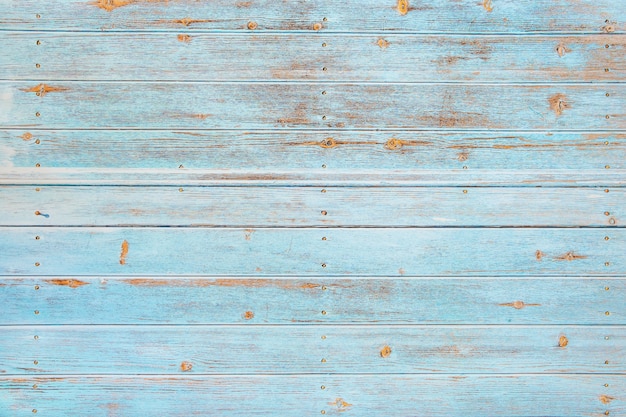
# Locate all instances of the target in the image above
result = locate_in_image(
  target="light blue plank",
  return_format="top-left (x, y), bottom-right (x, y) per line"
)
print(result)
top-left (1, 375), bottom-right (622, 416)
top-left (0, 186), bottom-right (622, 227)
top-left (1, 32), bottom-right (623, 82)
top-left (0, 0), bottom-right (623, 33)
top-left (1, 277), bottom-right (622, 325)
top-left (0, 228), bottom-right (623, 276)
top-left (0, 325), bottom-right (621, 374)
top-left (1, 82), bottom-right (623, 130)
top-left (2, 130), bottom-right (624, 171)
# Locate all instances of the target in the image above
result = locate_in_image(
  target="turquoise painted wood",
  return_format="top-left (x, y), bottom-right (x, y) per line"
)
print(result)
top-left (1, 186), bottom-right (622, 226)
top-left (1, 228), bottom-right (623, 276)
top-left (0, 326), bottom-right (622, 374)
top-left (2, 33), bottom-right (624, 82)
top-left (1, 82), bottom-right (623, 130)
top-left (1, 376), bottom-right (623, 416)
top-left (0, 277), bottom-right (622, 325)
top-left (1, 130), bottom-right (625, 171)
top-left (0, 0), bottom-right (623, 33)
top-left (1, 0), bottom-right (624, 415)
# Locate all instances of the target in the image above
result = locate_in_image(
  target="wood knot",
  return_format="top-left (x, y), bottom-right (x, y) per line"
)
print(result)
top-left (602, 22), bottom-right (616, 33)
top-left (548, 94), bottom-right (569, 116)
top-left (512, 300), bottom-right (525, 309)
top-left (21, 83), bottom-right (68, 98)
top-left (313, 22), bottom-right (323, 31)
top-left (535, 250), bottom-right (544, 260)
top-left (377, 38), bottom-right (389, 49)
top-left (384, 138), bottom-right (404, 150)
top-left (329, 398), bottom-right (353, 412)
top-left (555, 251), bottom-right (587, 261)
top-left (558, 335), bottom-right (568, 348)
top-left (119, 240), bottom-right (129, 265)
top-left (95, 0), bottom-right (132, 12)
top-left (599, 395), bottom-right (615, 404)
top-left (320, 137), bottom-right (337, 148)
top-left (180, 361), bottom-right (193, 372)
top-left (499, 301), bottom-right (541, 309)
top-left (177, 34), bottom-right (192, 43)
top-left (555, 44), bottom-right (570, 57)
top-left (244, 311), bottom-right (254, 320)
top-left (21, 133), bottom-right (34, 141)
top-left (380, 345), bottom-right (392, 358)
top-left (397, 0), bottom-right (409, 15)
top-left (482, 0), bottom-right (493, 12)
top-left (247, 21), bottom-right (258, 30)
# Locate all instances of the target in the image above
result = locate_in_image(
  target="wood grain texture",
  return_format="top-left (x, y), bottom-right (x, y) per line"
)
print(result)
top-left (1, 277), bottom-right (622, 325)
top-left (0, 325), bottom-right (622, 374)
top-left (1, 375), bottom-right (622, 416)
top-left (2, 33), bottom-right (623, 82)
top-left (0, 186), bottom-right (622, 227)
top-left (1, 228), bottom-right (622, 276)
top-left (1, 82), bottom-right (623, 130)
top-left (0, 0), bottom-right (623, 33)
top-left (2, 130), bottom-right (624, 171)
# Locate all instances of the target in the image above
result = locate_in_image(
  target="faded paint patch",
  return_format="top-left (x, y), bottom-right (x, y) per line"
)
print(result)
top-left (180, 361), bottom-right (193, 372)
top-left (535, 250), bottom-right (544, 260)
top-left (329, 398), bottom-right (353, 412)
top-left (0, 144), bottom-right (16, 168)
top-left (0, 89), bottom-right (14, 123)
top-left (482, 0), bottom-right (493, 12)
top-left (548, 94), bottom-right (570, 116)
top-left (499, 301), bottom-right (541, 309)
top-left (397, 0), bottom-right (409, 15)
top-left (21, 84), bottom-right (68, 98)
top-left (244, 229), bottom-right (255, 241)
top-left (554, 251), bottom-right (587, 261)
top-left (377, 38), bottom-right (390, 49)
top-left (119, 240), bottom-right (129, 265)
top-left (177, 34), bottom-right (192, 43)
top-left (95, 0), bottom-right (169, 12)
top-left (45, 279), bottom-right (89, 288)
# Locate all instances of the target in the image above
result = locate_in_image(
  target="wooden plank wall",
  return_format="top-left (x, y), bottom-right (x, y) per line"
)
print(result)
top-left (1, 0), bottom-right (625, 415)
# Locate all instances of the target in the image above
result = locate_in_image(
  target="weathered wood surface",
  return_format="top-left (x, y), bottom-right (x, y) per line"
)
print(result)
top-left (3, 33), bottom-right (624, 82)
top-left (2, 130), bottom-right (624, 172)
top-left (1, 228), bottom-right (622, 276)
top-left (1, 277), bottom-right (622, 325)
top-left (1, 325), bottom-right (622, 374)
top-left (0, 0), bottom-right (623, 33)
top-left (1, 375), bottom-right (622, 416)
top-left (1, 82), bottom-right (623, 130)
top-left (1, 186), bottom-right (622, 226)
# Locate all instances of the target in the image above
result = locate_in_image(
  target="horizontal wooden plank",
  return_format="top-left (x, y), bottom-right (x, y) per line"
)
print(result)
top-left (2, 33), bottom-right (624, 82)
top-left (0, 0), bottom-right (623, 34)
top-left (1, 82), bottom-right (623, 130)
top-left (1, 228), bottom-right (623, 276)
top-left (2, 130), bottom-right (624, 172)
top-left (1, 375), bottom-right (622, 416)
top-left (1, 325), bottom-right (622, 374)
top-left (1, 277), bottom-right (622, 325)
top-left (0, 186), bottom-right (622, 227)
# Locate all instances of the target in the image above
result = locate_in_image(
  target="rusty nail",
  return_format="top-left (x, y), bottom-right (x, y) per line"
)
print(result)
top-left (605, 141), bottom-right (609, 145)
top-left (33, 360), bottom-right (38, 364)
top-left (606, 115), bottom-right (610, 119)
top-left (34, 211), bottom-right (41, 215)
top-left (321, 411), bottom-right (326, 415)
top-left (322, 42), bottom-right (327, 47)
top-left (36, 92), bottom-right (41, 96)
top-left (34, 335), bottom-right (39, 340)
top-left (463, 190), bottom-right (468, 194)
top-left (322, 285), bottom-right (327, 290)
top-left (35, 112), bottom-right (40, 117)
top-left (35, 285), bottom-right (40, 290)
top-left (35, 188), bottom-right (40, 192)
top-left (35, 63), bottom-right (41, 68)
top-left (36, 14), bottom-right (41, 18)
top-left (605, 412), bottom-right (609, 416)
top-left (605, 44), bottom-right (610, 48)
top-left (609, 218), bottom-right (616, 225)
top-left (606, 311), bottom-right (610, 316)
top-left (605, 236), bottom-right (610, 241)
top-left (32, 384), bottom-right (38, 389)
top-left (321, 335), bottom-right (326, 339)
top-left (35, 236), bottom-right (40, 240)
top-left (605, 262), bottom-right (610, 266)
top-left (605, 165), bottom-right (611, 169)
top-left (606, 93), bottom-right (610, 97)
top-left (35, 163), bottom-right (41, 167)
top-left (322, 67), bottom-right (327, 71)
top-left (605, 68), bottom-right (610, 72)
top-left (321, 210), bottom-right (327, 215)
top-left (35, 139), bottom-right (40, 144)
top-left (321, 310), bottom-right (327, 315)
top-left (322, 164), bottom-right (327, 168)
top-left (322, 237), bottom-right (327, 241)
top-left (605, 360), bottom-right (609, 364)
top-left (321, 358), bottom-right (327, 362)
top-left (605, 189), bottom-right (610, 193)
top-left (321, 189), bottom-right (326, 193)
top-left (34, 310), bottom-right (39, 314)
top-left (179, 188), bottom-right (183, 192)
top-left (605, 286), bottom-right (610, 291)
top-left (321, 385), bottom-right (326, 390)
top-left (36, 40), bottom-right (41, 45)
top-left (34, 262), bottom-right (40, 267)
top-left (321, 263), bottom-right (327, 268)
top-left (323, 17), bottom-right (328, 21)
top-left (32, 410), bottom-right (37, 414)
top-left (313, 22), bottom-right (322, 31)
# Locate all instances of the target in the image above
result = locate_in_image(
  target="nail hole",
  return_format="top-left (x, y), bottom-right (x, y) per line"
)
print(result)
top-left (321, 411), bottom-right (326, 415)
top-left (322, 91), bottom-right (327, 95)
top-left (606, 115), bottom-right (610, 119)
top-left (605, 383), bottom-right (609, 387)
top-left (609, 218), bottom-right (616, 225)
top-left (322, 164), bottom-right (327, 168)
top-left (322, 115), bottom-right (327, 120)
top-left (321, 189), bottom-right (326, 193)
top-left (32, 384), bottom-right (38, 389)
top-left (322, 285), bottom-right (327, 290)
top-left (32, 410), bottom-right (37, 414)
top-left (321, 263), bottom-right (327, 268)
top-left (322, 67), bottom-right (327, 71)
top-left (605, 360), bottom-right (609, 364)
top-left (35, 163), bottom-right (41, 167)
top-left (606, 44), bottom-right (610, 48)
top-left (35, 188), bottom-right (40, 192)
top-left (605, 68), bottom-right (610, 72)
top-left (462, 166), bottom-right (468, 169)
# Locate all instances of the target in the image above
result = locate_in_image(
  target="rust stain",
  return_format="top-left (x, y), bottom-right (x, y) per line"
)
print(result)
top-left (180, 361), bottom-right (193, 372)
top-left (499, 301), bottom-right (541, 309)
top-left (21, 133), bottom-right (34, 141)
top-left (119, 240), bottom-right (129, 265)
top-left (380, 345), bottom-right (392, 358)
top-left (244, 311), bottom-right (254, 320)
top-left (177, 34), bottom-right (192, 43)
top-left (329, 398), bottom-right (353, 412)
top-left (599, 395), bottom-right (615, 404)
top-left (45, 279), bottom-right (89, 288)
top-left (123, 278), bottom-right (322, 290)
top-left (377, 38), bottom-right (390, 49)
top-left (555, 43), bottom-right (571, 57)
top-left (21, 83), bottom-right (68, 98)
top-left (548, 94), bottom-right (570, 116)
top-left (95, 0), bottom-right (172, 11)
top-left (482, 0), bottom-right (493, 12)
top-left (173, 18), bottom-right (214, 27)
top-left (558, 335), bottom-right (568, 347)
top-left (554, 251), bottom-right (587, 261)
top-left (397, 0), bottom-right (409, 15)
top-left (244, 229), bottom-right (255, 241)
